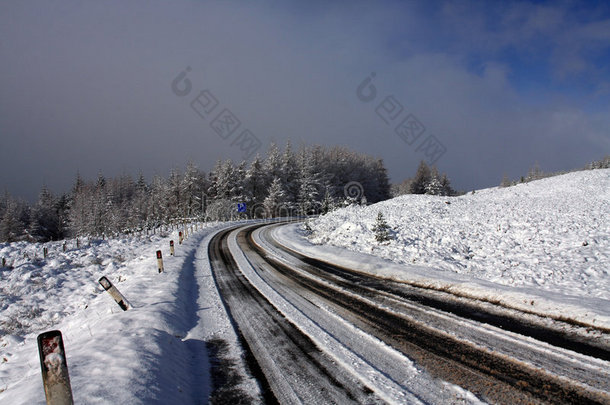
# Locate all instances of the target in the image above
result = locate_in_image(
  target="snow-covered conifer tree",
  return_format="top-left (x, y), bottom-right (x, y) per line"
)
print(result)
top-left (29, 186), bottom-right (61, 241)
top-left (410, 161), bottom-right (431, 195)
top-left (372, 211), bottom-right (392, 243)
top-left (263, 176), bottom-right (287, 217)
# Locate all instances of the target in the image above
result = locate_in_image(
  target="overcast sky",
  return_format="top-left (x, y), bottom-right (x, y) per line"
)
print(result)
top-left (1, 0), bottom-right (609, 201)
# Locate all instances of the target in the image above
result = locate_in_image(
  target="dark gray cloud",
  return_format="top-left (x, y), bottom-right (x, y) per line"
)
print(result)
top-left (1, 0), bottom-right (608, 201)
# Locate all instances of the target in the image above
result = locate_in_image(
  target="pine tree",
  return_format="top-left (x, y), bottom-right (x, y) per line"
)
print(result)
top-left (264, 143), bottom-right (282, 184)
top-left (372, 212), bottom-right (392, 243)
top-left (166, 168), bottom-right (182, 220)
top-left (244, 156), bottom-right (265, 200)
top-left (129, 173), bottom-right (150, 229)
top-left (29, 186), bottom-right (61, 241)
top-left (0, 192), bottom-right (7, 220)
top-left (296, 148), bottom-right (321, 215)
top-left (320, 187), bottom-right (336, 214)
top-left (182, 162), bottom-right (205, 218)
top-left (425, 174), bottom-right (444, 195)
top-left (232, 161), bottom-right (247, 204)
top-left (372, 159), bottom-right (391, 201)
top-left (68, 174), bottom-right (90, 236)
top-left (439, 174), bottom-right (454, 196)
top-left (263, 177), bottom-right (287, 218)
top-left (55, 193), bottom-right (70, 238)
top-left (216, 160), bottom-right (236, 201)
top-left (0, 198), bottom-right (28, 242)
top-left (92, 172), bottom-right (109, 236)
top-left (410, 161), bottom-right (431, 195)
top-left (146, 175), bottom-right (165, 226)
top-left (280, 141), bottom-right (299, 211)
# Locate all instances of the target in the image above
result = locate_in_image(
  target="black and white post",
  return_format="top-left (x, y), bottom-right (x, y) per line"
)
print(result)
top-left (169, 240), bottom-right (175, 256)
top-left (98, 276), bottom-right (131, 311)
top-left (156, 250), bottom-right (164, 273)
top-left (37, 330), bottom-right (74, 405)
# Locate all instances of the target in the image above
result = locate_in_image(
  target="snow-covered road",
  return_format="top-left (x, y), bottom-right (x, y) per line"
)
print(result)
top-left (212, 222), bottom-right (610, 404)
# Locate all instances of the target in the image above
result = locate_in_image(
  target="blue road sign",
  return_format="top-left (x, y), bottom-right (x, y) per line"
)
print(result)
top-left (237, 203), bottom-right (247, 213)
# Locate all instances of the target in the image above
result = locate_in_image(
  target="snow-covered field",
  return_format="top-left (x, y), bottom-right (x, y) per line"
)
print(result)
top-left (0, 223), bottom-right (260, 405)
top-left (291, 169), bottom-right (610, 327)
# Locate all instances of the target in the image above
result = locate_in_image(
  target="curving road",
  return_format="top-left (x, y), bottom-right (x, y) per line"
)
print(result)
top-left (208, 222), bottom-right (610, 404)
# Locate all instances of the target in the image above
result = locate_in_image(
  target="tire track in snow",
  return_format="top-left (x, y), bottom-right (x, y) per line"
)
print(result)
top-left (251, 223), bottom-right (610, 404)
top-left (209, 226), bottom-right (387, 404)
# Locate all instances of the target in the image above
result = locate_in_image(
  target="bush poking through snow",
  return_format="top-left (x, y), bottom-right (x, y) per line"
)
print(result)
top-left (302, 220), bottom-right (313, 235)
top-left (372, 212), bottom-right (393, 243)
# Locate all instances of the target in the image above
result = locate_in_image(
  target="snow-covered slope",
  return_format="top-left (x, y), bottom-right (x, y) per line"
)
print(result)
top-left (307, 169), bottom-right (610, 301)
top-left (0, 223), bottom-right (261, 405)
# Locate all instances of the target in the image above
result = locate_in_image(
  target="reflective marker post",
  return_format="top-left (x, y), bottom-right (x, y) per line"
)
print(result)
top-left (169, 240), bottom-right (175, 256)
top-left (156, 250), bottom-right (164, 273)
top-left (37, 330), bottom-right (74, 405)
top-left (43, 247), bottom-right (48, 259)
top-left (98, 276), bottom-right (130, 311)
top-left (179, 231), bottom-right (183, 245)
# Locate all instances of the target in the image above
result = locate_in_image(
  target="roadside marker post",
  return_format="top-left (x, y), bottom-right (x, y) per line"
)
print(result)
top-left (43, 247), bottom-right (48, 259)
top-left (156, 250), bottom-right (164, 273)
top-left (37, 330), bottom-right (74, 405)
top-left (62, 243), bottom-right (66, 253)
top-left (76, 238), bottom-right (80, 249)
top-left (1, 257), bottom-right (5, 267)
top-left (170, 240), bottom-right (175, 256)
top-left (179, 231), bottom-right (183, 244)
top-left (98, 276), bottom-right (131, 311)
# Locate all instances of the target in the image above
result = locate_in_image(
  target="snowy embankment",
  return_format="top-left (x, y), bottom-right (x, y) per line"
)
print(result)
top-left (0, 223), bottom-right (260, 404)
top-left (277, 169), bottom-right (610, 328)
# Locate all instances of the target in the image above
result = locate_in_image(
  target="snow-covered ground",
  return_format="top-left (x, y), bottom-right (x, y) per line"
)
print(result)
top-left (285, 169), bottom-right (610, 328)
top-left (0, 169), bottom-right (608, 404)
top-left (0, 223), bottom-right (261, 404)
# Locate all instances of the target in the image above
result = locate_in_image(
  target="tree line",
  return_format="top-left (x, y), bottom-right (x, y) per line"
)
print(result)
top-left (499, 155), bottom-right (610, 187)
top-left (392, 161), bottom-right (455, 197)
top-left (0, 143), bottom-right (391, 242)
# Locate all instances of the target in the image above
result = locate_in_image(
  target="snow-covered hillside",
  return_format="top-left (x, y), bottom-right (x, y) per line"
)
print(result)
top-left (0, 223), bottom-right (261, 404)
top-left (307, 169), bottom-right (610, 300)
